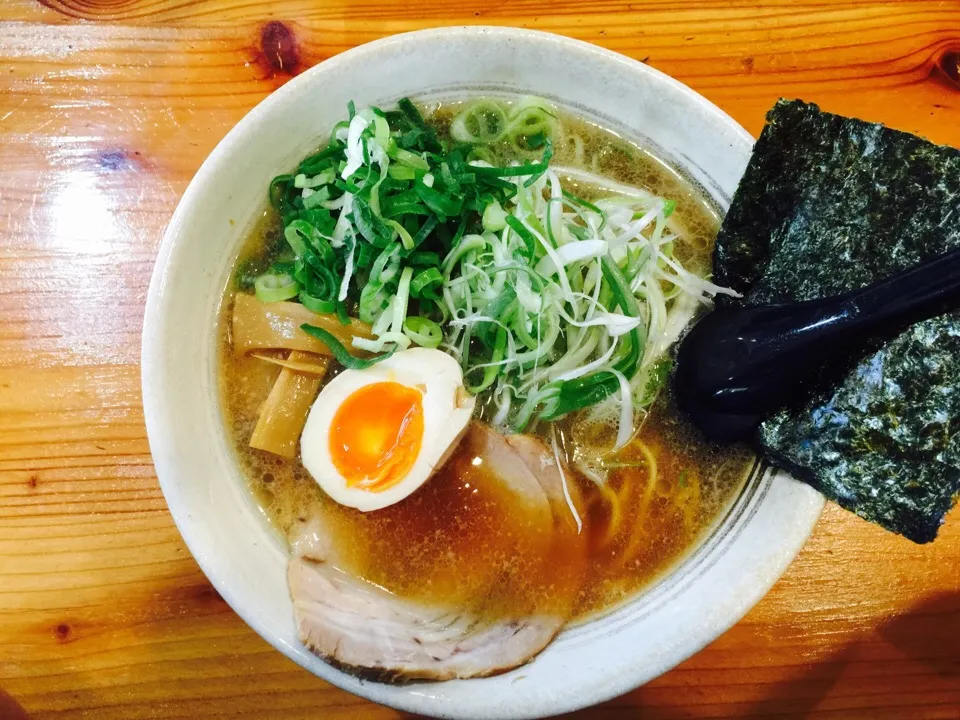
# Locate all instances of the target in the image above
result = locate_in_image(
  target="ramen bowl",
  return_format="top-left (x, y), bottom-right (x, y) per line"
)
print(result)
top-left (142, 26), bottom-right (824, 719)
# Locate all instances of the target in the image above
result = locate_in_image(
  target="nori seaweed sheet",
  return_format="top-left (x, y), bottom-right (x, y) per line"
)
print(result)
top-left (713, 99), bottom-right (960, 543)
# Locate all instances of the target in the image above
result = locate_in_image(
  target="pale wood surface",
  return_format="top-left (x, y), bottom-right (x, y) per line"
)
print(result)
top-left (1, 1), bottom-right (959, 718)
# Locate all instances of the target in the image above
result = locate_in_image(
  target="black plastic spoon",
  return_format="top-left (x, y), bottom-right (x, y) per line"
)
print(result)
top-left (673, 246), bottom-right (960, 443)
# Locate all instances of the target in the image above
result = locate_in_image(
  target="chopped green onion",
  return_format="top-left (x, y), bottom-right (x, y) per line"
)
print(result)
top-left (415, 179), bottom-right (463, 217)
top-left (300, 324), bottom-right (395, 370)
top-left (410, 216), bottom-right (438, 250)
top-left (397, 97), bottom-right (441, 152)
top-left (504, 216), bottom-right (538, 259)
top-left (358, 281), bottom-right (389, 324)
top-left (468, 326), bottom-right (507, 393)
top-left (386, 219), bottom-right (415, 250)
top-left (370, 244), bottom-right (400, 285)
top-left (601, 255), bottom-right (644, 375)
top-left (450, 100), bottom-right (508, 144)
top-left (285, 220), bottom-right (334, 265)
top-left (299, 291), bottom-right (336, 314)
top-left (391, 147), bottom-right (430, 170)
top-left (482, 200), bottom-right (508, 232)
top-left (335, 301), bottom-right (350, 326)
top-left (351, 197), bottom-right (393, 247)
top-left (402, 316), bottom-right (443, 348)
top-left (442, 234), bottom-right (486, 272)
top-left (355, 241), bottom-right (375, 268)
top-left (254, 272), bottom-right (299, 303)
top-left (391, 266), bottom-right (414, 334)
top-left (409, 251), bottom-right (440, 267)
top-left (562, 189), bottom-right (607, 230)
top-left (256, 97), bottom-right (726, 450)
top-left (388, 165), bottom-right (417, 181)
top-left (542, 372), bottom-right (619, 420)
top-left (471, 156), bottom-right (549, 179)
top-left (269, 174), bottom-right (295, 213)
top-left (411, 267), bottom-right (443, 296)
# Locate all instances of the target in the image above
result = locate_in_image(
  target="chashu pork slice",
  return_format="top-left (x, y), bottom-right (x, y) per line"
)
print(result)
top-left (289, 514), bottom-right (564, 681)
top-left (287, 423), bottom-right (584, 681)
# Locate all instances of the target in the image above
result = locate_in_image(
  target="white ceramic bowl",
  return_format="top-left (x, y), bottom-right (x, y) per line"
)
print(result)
top-left (142, 26), bottom-right (824, 719)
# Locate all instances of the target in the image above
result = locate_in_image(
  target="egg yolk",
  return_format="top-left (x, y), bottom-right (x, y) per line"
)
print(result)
top-left (329, 381), bottom-right (425, 493)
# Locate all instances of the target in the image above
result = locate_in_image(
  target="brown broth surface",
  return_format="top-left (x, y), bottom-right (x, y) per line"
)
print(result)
top-left (218, 100), bottom-right (753, 621)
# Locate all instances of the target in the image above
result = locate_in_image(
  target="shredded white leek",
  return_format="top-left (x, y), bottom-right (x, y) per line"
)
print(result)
top-left (436, 158), bottom-right (732, 444)
top-left (338, 239), bottom-right (356, 302)
top-left (552, 425), bottom-right (583, 534)
top-left (611, 369), bottom-right (634, 450)
top-left (341, 115), bottom-right (371, 180)
top-left (534, 240), bottom-right (609, 277)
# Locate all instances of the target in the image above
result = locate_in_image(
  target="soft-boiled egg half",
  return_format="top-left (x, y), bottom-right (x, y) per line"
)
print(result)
top-left (301, 348), bottom-right (476, 511)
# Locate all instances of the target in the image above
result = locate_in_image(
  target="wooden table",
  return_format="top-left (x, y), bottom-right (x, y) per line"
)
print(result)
top-left (1, 1), bottom-right (959, 718)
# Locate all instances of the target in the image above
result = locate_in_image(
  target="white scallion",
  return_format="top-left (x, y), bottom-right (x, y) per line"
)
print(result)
top-left (551, 426), bottom-right (583, 534)
top-left (534, 239), bottom-right (609, 277)
top-left (338, 238), bottom-right (356, 302)
top-left (341, 114), bottom-right (370, 180)
top-left (612, 369), bottom-right (634, 450)
top-left (391, 266), bottom-right (414, 335)
top-left (352, 332), bottom-right (411, 353)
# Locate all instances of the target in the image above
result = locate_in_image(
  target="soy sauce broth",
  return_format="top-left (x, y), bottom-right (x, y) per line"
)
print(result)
top-left (218, 99), bottom-right (753, 622)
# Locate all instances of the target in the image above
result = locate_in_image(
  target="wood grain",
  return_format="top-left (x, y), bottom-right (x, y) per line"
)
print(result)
top-left (0, 1), bottom-right (958, 718)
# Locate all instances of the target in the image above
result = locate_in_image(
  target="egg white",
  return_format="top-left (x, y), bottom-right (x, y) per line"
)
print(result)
top-left (300, 348), bottom-right (476, 511)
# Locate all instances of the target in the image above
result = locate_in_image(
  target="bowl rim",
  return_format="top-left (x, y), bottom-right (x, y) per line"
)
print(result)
top-left (143, 25), bottom-right (825, 719)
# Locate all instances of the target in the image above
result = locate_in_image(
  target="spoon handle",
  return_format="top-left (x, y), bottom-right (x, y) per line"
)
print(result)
top-left (843, 245), bottom-right (960, 335)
